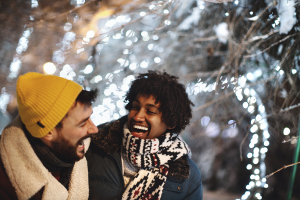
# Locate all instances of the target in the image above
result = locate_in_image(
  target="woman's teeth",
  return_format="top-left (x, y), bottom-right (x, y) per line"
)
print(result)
top-left (133, 125), bottom-right (148, 131)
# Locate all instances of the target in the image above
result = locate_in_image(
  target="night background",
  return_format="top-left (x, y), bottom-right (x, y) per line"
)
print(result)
top-left (1, 0), bottom-right (300, 199)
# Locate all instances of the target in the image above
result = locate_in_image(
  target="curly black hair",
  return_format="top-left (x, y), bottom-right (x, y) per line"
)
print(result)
top-left (124, 71), bottom-right (194, 134)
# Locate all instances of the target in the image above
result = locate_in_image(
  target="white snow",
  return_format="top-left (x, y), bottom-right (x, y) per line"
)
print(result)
top-left (277, 0), bottom-right (296, 34)
top-left (175, 0), bottom-right (195, 19)
top-left (279, 89), bottom-right (287, 98)
top-left (277, 44), bottom-right (283, 55)
top-left (214, 22), bottom-right (229, 43)
top-left (178, 8), bottom-right (201, 30)
top-left (248, 15), bottom-right (259, 21)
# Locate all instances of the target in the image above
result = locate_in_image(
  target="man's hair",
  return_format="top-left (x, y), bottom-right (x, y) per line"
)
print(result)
top-left (124, 70), bottom-right (194, 134)
top-left (55, 89), bottom-right (98, 129)
top-left (75, 89), bottom-right (99, 107)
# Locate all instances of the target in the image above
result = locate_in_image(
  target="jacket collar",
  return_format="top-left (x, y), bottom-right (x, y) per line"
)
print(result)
top-left (91, 116), bottom-right (190, 180)
top-left (0, 116), bottom-right (90, 200)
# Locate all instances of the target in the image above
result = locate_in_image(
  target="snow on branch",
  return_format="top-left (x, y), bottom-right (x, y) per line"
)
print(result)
top-left (277, 0), bottom-right (297, 34)
top-left (203, 0), bottom-right (233, 3)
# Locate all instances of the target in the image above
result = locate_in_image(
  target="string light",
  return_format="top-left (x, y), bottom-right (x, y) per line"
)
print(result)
top-left (149, 5), bottom-right (155, 10)
top-left (236, 78), bottom-right (270, 199)
top-left (86, 30), bottom-right (95, 38)
top-left (71, 3), bottom-right (274, 199)
top-left (283, 127), bottom-right (290, 135)
top-left (0, 88), bottom-right (11, 113)
top-left (291, 69), bottom-right (297, 74)
top-left (31, 0), bottom-right (38, 8)
top-left (43, 62), bottom-right (57, 75)
top-left (140, 12), bottom-right (146, 16)
top-left (0, 1), bottom-right (37, 112)
top-left (83, 64), bottom-right (93, 74)
top-left (8, 28), bottom-right (32, 80)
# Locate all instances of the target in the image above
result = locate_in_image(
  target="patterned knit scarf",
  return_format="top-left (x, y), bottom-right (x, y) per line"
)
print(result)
top-left (122, 124), bottom-right (189, 200)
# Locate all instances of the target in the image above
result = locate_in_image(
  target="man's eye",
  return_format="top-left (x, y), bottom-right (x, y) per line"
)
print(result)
top-left (79, 123), bottom-right (86, 127)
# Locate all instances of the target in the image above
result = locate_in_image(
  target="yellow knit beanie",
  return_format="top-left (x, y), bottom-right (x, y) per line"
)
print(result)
top-left (17, 72), bottom-right (83, 138)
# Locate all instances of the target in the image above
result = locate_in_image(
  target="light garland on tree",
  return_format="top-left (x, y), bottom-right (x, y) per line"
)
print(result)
top-left (49, 1), bottom-right (296, 199)
top-left (0, 1), bottom-right (36, 114)
top-left (235, 65), bottom-right (293, 199)
top-left (235, 80), bottom-right (269, 200)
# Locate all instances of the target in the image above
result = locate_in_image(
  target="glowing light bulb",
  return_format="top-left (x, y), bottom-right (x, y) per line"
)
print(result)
top-left (253, 158), bottom-right (259, 164)
top-left (43, 62), bottom-right (56, 75)
top-left (283, 127), bottom-right (290, 135)
top-left (87, 30), bottom-right (95, 38)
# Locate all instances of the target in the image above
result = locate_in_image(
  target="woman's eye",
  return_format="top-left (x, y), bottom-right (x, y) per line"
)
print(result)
top-left (147, 110), bottom-right (155, 114)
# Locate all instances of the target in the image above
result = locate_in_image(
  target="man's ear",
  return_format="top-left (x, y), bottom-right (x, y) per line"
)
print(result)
top-left (43, 133), bottom-right (53, 141)
top-left (40, 128), bottom-right (55, 142)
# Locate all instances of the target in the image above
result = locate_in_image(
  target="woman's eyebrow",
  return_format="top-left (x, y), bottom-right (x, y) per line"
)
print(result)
top-left (146, 104), bottom-right (157, 108)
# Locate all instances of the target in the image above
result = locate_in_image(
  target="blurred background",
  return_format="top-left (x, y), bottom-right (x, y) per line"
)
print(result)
top-left (1, 0), bottom-right (300, 199)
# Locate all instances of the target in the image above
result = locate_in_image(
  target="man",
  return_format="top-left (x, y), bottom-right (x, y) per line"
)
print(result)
top-left (86, 71), bottom-right (203, 200)
top-left (0, 72), bottom-right (98, 200)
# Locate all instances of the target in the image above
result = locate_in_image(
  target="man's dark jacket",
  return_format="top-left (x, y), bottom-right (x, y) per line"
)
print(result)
top-left (86, 116), bottom-right (203, 200)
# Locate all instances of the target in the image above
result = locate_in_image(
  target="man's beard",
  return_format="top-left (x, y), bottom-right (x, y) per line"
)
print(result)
top-left (49, 133), bottom-right (89, 163)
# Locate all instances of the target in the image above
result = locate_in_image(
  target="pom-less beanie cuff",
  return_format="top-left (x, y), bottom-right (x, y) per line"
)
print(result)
top-left (17, 72), bottom-right (83, 138)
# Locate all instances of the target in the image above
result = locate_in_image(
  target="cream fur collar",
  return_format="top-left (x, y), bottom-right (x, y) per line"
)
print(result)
top-left (0, 116), bottom-right (89, 200)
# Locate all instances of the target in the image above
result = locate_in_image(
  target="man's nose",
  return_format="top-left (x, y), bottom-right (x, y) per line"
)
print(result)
top-left (87, 118), bottom-right (98, 134)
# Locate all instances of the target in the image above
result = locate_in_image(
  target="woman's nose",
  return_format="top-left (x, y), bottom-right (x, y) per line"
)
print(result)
top-left (133, 110), bottom-right (145, 122)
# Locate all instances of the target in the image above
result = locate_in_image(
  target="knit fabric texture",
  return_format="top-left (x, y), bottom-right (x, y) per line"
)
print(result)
top-left (16, 72), bottom-right (83, 138)
top-left (122, 123), bottom-right (190, 200)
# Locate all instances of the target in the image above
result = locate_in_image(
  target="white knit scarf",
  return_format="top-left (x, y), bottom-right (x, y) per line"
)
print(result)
top-left (122, 124), bottom-right (189, 200)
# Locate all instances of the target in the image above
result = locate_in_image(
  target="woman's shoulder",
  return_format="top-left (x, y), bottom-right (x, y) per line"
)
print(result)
top-left (187, 157), bottom-right (202, 183)
top-left (162, 157), bottom-right (202, 200)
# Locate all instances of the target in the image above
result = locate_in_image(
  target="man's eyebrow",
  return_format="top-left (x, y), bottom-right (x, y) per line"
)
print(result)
top-left (77, 111), bottom-right (93, 126)
top-left (77, 116), bottom-right (90, 126)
